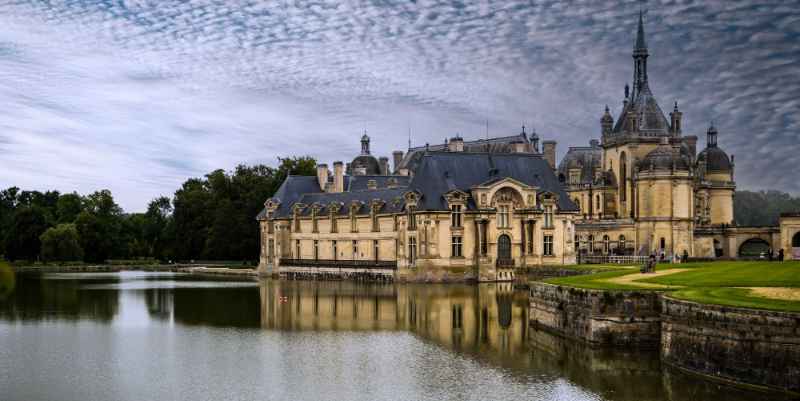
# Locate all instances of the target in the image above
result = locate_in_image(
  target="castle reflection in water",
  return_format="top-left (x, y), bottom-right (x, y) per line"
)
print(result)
top-left (260, 281), bottom-right (528, 358)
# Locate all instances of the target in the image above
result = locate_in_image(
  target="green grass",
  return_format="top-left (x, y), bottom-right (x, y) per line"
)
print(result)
top-left (543, 261), bottom-right (800, 312)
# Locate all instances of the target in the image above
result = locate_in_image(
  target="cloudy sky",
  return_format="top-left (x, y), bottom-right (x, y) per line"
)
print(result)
top-left (0, 1), bottom-right (798, 211)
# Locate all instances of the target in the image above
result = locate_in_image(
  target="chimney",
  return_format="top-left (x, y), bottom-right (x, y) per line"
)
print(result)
top-left (316, 163), bottom-right (329, 191)
top-left (333, 161), bottom-right (344, 193)
top-left (379, 157), bottom-right (389, 175)
top-left (448, 136), bottom-right (464, 152)
top-left (392, 151), bottom-right (404, 173)
top-left (511, 140), bottom-right (526, 153)
top-left (542, 140), bottom-right (557, 170)
top-left (683, 135), bottom-right (697, 159)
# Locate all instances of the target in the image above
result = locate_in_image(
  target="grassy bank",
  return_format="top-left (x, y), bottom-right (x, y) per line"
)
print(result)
top-left (544, 261), bottom-right (800, 312)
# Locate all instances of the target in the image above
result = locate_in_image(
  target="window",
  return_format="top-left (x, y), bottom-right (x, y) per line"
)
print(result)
top-left (268, 239), bottom-right (274, 259)
top-left (313, 240), bottom-right (319, 260)
top-left (373, 240), bottom-right (379, 261)
top-left (451, 236), bottom-right (463, 257)
top-left (332, 240), bottom-right (338, 261)
top-left (588, 235), bottom-right (594, 254)
top-left (371, 208), bottom-right (379, 232)
top-left (330, 212), bottom-right (337, 233)
top-left (350, 211), bottom-right (358, 233)
top-left (619, 235), bottom-right (626, 253)
top-left (544, 205), bottom-right (553, 228)
top-left (660, 237), bottom-right (666, 250)
top-left (602, 235), bottom-right (609, 254)
top-left (596, 195), bottom-right (601, 211)
top-left (295, 239), bottom-right (301, 259)
top-left (480, 222), bottom-right (488, 255)
top-left (543, 235), bottom-right (554, 256)
top-left (294, 211), bottom-right (301, 232)
top-left (352, 240), bottom-right (358, 260)
top-left (408, 237), bottom-right (417, 265)
top-left (526, 222), bottom-right (534, 254)
top-left (408, 206), bottom-right (417, 230)
top-left (312, 208), bottom-right (319, 233)
top-left (393, 215), bottom-right (398, 231)
top-left (498, 205), bottom-right (510, 228)
top-left (451, 205), bottom-right (462, 228)
top-left (267, 220), bottom-right (274, 234)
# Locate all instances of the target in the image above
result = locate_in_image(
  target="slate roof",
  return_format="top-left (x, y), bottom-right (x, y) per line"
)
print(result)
top-left (408, 151), bottom-right (579, 212)
top-left (397, 132), bottom-right (532, 174)
top-left (347, 175), bottom-right (411, 191)
top-left (293, 188), bottom-right (407, 217)
top-left (557, 143), bottom-right (603, 185)
top-left (697, 147), bottom-right (731, 172)
top-left (612, 84), bottom-right (670, 136)
top-left (256, 175), bottom-right (322, 219)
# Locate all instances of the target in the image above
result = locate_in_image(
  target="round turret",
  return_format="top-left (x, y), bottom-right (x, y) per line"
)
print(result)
top-left (639, 137), bottom-right (690, 171)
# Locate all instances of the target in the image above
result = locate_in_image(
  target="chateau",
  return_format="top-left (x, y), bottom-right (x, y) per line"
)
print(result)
top-left (258, 14), bottom-right (800, 281)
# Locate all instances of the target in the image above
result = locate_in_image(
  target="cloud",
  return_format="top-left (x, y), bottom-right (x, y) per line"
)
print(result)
top-left (0, 0), bottom-right (797, 211)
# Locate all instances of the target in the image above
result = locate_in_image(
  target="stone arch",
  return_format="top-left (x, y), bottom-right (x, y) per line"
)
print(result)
top-left (793, 232), bottom-right (800, 248)
top-left (497, 234), bottom-right (512, 260)
top-left (490, 186), bottom-right (524, 207)
top-left (739, 238), bottom-right (771, 257)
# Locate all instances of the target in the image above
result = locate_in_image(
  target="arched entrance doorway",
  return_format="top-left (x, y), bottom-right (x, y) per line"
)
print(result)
top-left (739, 238), bottom-right (770, 258)
top-left (497, 234), bottom-right (511, 262)
top-left (792, 232), bottom-right (800, 259)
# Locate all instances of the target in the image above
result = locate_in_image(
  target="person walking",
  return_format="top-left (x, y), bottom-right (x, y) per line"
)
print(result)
top-left (778, 248), bottom-right (785, 262)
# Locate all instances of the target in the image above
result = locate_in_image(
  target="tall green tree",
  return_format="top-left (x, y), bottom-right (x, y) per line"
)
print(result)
top-left (734, 190), bottom-right (800, 226)
top-left (4, 206), bottom-right (49, 261)
top-left (40, 224), bottom-right (84, 262)
top-left (56, 192), bottom-right (84, 224)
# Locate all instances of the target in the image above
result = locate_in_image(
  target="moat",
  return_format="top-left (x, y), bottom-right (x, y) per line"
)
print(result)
top-left (0, 272), bottom-right (787, 401)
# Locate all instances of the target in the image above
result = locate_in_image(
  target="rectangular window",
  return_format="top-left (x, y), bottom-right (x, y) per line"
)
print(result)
top-left (372, 211), bottom-right (379, 232)
top-left (294, 213), bottom-right (301, 232)
top-left (408, 206), bottom-right (417, 230)
top-left (393, 215), bottom-right (398, 231)
top-left (312, 210), bottom-right (318, 233)
top-left (352, 240), bottom-right (358, 260)
top-left (332, 240), bottom-right (338, 261)
top-left (498, 205), bottom-right (509, 228)
top-left (480, 222), bottom-right (488, 255)
top-left (543, 235), bottom-right (554, 256)
top-left (451, 236), bottom-right (462, 257)
top-left (268, 239), bottom-right (274, 259)
top-left (526, 222), bottom-right (534, 254)
top-left (408, 237), bottom-right (417, 265)
top-left (267, 220), bottom-right (274, 234)
top-left (330, 213), bottom-right (337, 233)
top-left (313, 240), bottom-right (319, 260)
top-left (544, 205), bottom-right (553, 228)
top-left (373, 240), bottom-right (379, 261)
top-left (451, 205), bottom-right (462, 228)
top-left (351, 213), bottom-right (358, 233)
top-left (295, 239), bottom-right (301, 259)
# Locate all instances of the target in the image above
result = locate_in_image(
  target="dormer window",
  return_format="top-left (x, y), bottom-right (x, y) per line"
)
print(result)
top-left (451, 205), bottom-right (462, 228)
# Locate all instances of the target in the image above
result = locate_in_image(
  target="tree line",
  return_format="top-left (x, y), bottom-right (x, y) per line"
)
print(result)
top-left (734, 190), bottom-right (800, 227)
top-left (0, 157), bottom-right (315, 264)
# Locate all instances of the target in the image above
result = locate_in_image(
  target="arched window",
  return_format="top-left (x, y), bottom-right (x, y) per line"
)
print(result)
top-left (620, 152), bottom-right (627, 202)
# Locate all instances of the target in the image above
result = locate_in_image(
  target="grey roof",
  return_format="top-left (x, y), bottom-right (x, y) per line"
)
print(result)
top-left (294, 188), bottom-right (407, 217)
top-left (697, 146), bottom-right (731, 172)
top-left (408, 151), bottom-right (579, 212)
top-left (397, 132), bottom-right (532, 173)
top-left (256, 175), bottom-right (322, 219)
top-left (348, 154), bottom-right (381, 175)
top-left (638, 140), bottom-right (690, 171)
top-left (557, 142), bottom-right (603, 185)
top-left (612, 84), bottom-right (670, 136)
top-left (347, 175), bottom-right (411, 191)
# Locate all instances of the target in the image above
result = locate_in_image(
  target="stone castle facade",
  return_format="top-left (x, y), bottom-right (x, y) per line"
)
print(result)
top-left (258, 13), bottom-right (800, 281)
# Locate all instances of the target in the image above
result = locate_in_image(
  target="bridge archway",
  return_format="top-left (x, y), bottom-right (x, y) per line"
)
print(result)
top-left (738, 238), bottom-right (771, 257)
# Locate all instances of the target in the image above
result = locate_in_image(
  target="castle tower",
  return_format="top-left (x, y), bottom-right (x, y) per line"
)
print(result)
top-left (697, 124), bottom-right (735, 226)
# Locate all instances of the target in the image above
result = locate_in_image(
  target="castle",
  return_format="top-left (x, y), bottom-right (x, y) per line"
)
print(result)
top-left (257, 13), bottom-right (800, 281)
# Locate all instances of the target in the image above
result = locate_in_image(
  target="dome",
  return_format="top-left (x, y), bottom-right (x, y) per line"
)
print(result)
top-left (349, 155), bottom-right (381, 175)
top-left (596, 170), bottom-right (617, 186)
top-left (639, 138), bottom-right (690, 171)
top-left (697, 146), bottom-right (731, 172)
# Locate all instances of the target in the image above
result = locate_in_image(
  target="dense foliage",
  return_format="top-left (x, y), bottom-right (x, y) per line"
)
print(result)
top-left (734, 190), bottom-right (800, 227)
top-left (0, 156), bottom-right (315, 263)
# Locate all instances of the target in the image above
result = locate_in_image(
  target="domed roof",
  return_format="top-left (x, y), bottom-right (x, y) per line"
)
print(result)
top-left (639, 138), bottom-right (690, 171)
top-left (697, 146), bottom-right (731, 172)
top-left (349, 155), bottom-right (381, 175)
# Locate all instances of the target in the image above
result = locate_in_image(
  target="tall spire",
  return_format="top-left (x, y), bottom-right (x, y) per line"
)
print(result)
top-left (632, 10), bottom-right (649, 100)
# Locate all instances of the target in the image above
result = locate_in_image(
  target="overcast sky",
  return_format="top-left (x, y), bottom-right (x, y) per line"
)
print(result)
top-left (0, 1), bottom-right (798, 212)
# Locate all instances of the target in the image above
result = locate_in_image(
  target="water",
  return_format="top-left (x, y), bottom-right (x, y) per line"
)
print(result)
top-left (0, 272), bottom-right (779, 401)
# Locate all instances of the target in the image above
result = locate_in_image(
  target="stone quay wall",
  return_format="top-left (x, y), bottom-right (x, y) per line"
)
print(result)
top-left (529, 282), bottom-right (662, 347)
top-left (660, 296), bottom-right (800, 394)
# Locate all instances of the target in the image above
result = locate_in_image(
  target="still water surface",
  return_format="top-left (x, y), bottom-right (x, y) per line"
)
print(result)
top-left (0, 272), bottom-right (778, 401)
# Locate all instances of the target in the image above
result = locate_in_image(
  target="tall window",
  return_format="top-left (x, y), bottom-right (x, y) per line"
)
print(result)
top-left (295, 239), bottom-right (301, 259)
top-left (330, 211), bottom-right (337, 233)
top-left (352, 240), bottom-right (358, 260)
top-left (408, 237), bottom-right (417, 265)
top-left (660, 237), bottom-right (666, 250)
top-left (620, 152), bottom-right (627, 202)
top-left (312, 208), bottom-right (319, 233)
top-left (619, 235), bottom-right (626, 253)
top-left (480, 222), bottom-right (488, 255)
top-left (373, 240), bottom-right (379, 261)
top-left (268, 239), bottom-right (274, 259)
top-left (293, 211), bottom-right (301, 232)
top-left (350, 210), bottom-right (358, 233)
top-left (498, 205), bottom-right (510, 228)
top-left (267, 220), bottom-right (274, 234)
top-left (526, 222), bottom-right (534, 254)
top-left (332, 240), bottom-right (338, 261)
top-left (371, 209), bottom-right (379, 232)
top-left (408, 206), bottom-right (417, 230)
top-left (451, 205), bottom-right (462, 228)
top-left (313, 240), bottom-right (319, 260)
top-left (451, 236), bottom-right (463, 257)
top-left (543, 235), bottom-right (554, 256)
top-left (393, 215), bottom-right (398, 231)
top-left (602, 235), bottom-right (609, 254)
top-left (588, 235), bottom-right (594, 254)
top-left (544, 205), bottom-right (553, 228)
top-left (596, 195), bottom-right (601, 213)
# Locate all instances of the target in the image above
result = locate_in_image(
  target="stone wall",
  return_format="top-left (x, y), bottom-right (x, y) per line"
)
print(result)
top-left (529, 282), bottom-right (662, 347)
top-left (661, 296), bottom-right (800, 394)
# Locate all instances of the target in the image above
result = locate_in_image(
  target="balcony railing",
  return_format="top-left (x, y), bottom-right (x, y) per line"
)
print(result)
top-left (279, 259), bottom-right (397, 270)
top-left (496, 258), bottom-right (515, 268)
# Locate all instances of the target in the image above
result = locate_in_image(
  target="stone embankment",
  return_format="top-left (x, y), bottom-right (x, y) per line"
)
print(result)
top-left (12, 264), bottom-right (258, 280)
top-left (529, 282), bottom-right (800, 394)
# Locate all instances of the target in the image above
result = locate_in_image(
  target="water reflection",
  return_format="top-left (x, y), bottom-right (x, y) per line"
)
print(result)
top-left (0, 273), bottom-right (784, 401)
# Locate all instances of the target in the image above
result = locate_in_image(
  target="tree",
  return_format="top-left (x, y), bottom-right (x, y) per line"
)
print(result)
top-left (56, 192), bottom-right (84, 224)
top-left (734, 190), bottom-right (800, 226)
top-left (40, 224), bottom-right (83, 262)
top-left (74, 190), bottom-right (124, 262)
top-left (4, 206), bottom-right (49, 261)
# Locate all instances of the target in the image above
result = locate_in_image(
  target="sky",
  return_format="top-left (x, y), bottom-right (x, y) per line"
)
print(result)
top-left (0, 0), bottom-right (798, 212)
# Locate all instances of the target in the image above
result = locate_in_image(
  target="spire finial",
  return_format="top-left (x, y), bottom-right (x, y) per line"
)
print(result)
top-left (635, 9), bottom-right (646, 50)
top-left (522, 124), bottom-right (526, 135)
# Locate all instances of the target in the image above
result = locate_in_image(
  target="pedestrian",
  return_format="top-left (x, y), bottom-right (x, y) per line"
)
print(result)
top-left (778, 248), bottom-right (784, 262)
top-left (768, 247), bottom-right (773, 262)
top-left (682, 249), bottom-right (689, 263)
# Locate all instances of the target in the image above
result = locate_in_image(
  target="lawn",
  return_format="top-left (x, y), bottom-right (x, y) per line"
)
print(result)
top-left (543, 261), bottom-right (800, 312)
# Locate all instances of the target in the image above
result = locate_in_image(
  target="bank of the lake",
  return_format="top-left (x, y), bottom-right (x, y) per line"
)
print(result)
top-left (529, 261), bottom-right (800, 394)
